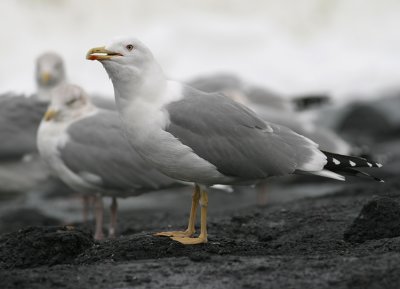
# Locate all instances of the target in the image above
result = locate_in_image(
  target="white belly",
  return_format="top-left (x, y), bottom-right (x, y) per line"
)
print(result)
top-left (37, 120), bottom-right (98, 194)
top-left (119, 103), bottom-right (232, 186)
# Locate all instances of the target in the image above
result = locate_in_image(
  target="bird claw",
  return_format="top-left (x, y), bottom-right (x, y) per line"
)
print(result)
top-left (171, 235), bottom-right (208, 245)
top-left (154, 230), bottom-right (194, 238)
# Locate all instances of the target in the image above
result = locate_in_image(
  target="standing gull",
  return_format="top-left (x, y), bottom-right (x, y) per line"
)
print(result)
top-left (37, 83), bottom-right (182, 239)
top-left (87, 37), bottom-right (383, 245)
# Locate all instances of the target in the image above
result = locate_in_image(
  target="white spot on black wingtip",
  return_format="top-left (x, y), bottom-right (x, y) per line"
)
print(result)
top-left (333, 158), bottom-right (340, 165)
top-left (377, 163), bottom-right (383, 168)
top-left (379, 179), bottom-right (385, 183)
top-left (367, 162), bottom-right (373, 167)
top-left (349, 161), bottom-right (356, 167)
top-left (262, 125), bottom-right (274, 133)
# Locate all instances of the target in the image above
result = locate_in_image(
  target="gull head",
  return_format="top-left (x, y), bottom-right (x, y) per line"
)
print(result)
top-left (36, 52), bottom-right (66, 89)
top-left (86, 37), bottom-right (161, 86)
top-left (43, 84), bottom-right (92, 122)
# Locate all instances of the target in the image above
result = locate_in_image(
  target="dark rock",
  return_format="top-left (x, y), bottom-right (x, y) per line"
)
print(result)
top-left (344, 196), bottom-right (400, 243)
top-left (75, 233), bottom-right (265, 265)
top-left (1, 178), bottom-right (400, 288)
top-left (188, 251), bottom-right (211, 262)
top-left (0, 226), bottom-right (94, 268)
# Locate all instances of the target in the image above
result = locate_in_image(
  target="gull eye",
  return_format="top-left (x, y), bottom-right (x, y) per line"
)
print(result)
top-left (66, 98), bottom-right (77, 106)
top-left (126, 44), bottom-right (134, 51)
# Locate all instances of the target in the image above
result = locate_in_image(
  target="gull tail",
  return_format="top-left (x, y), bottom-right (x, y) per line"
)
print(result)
top-left (292, 94), bottom-right (331, 111)
top-left (318, 151), bottom-right (383, 182)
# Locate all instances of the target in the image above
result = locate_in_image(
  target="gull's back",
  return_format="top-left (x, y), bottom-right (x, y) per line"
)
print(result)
top-left (0, 93), bottom-right (48, 160)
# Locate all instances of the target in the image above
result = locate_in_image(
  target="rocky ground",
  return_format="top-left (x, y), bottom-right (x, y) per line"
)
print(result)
top-left (1, 173), bottom-right (400, 288)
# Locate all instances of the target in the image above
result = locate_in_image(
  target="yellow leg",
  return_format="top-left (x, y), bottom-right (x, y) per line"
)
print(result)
top-left (171, 188), bottom-right (208, 245)
top-left (154, 185), bottom-right (200, 238)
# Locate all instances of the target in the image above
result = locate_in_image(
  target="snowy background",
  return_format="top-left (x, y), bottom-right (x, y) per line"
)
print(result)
top-left (1, 0), bottom-right (400, 101)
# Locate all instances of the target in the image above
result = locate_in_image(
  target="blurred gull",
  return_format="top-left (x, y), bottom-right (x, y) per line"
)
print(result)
top-left (87, 37), bottom-right (382, 245)
top-left (37, 84), bottom-right (181, 239)
top-left (35, 52), bottom-right (67, 101)
top-left (0, 52), bottom-right (66, 160)
top-left (0, 52), bottom-right (69, 195)
top-left (188, 73), bottom-right (331, 113)
top-left (35, 51), bottom-right (115, 110)
top-left (188, 73), bottom-right (293, 111)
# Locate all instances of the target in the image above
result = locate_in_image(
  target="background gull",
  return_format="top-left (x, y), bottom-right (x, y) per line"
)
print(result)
top-left (0, 52), bottom-right (69, 195)
top-left (0, 52), bottom-right (66, 160)
top-left (87, 37), bottom-right (383, 245)
top-left (34, 52), bottom-right (67, 102)
top-left (188, 73), bottom-right (330, 113)
top-left (37, 83), bottom-right (182, 240)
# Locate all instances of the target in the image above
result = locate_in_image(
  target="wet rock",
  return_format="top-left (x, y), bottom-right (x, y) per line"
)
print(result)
top-left (188, 251), bottom-right (211, 262)
top-left (0, 226), bottom-right (94, 268)
top-left (344, 196), bottom-right (400, 243)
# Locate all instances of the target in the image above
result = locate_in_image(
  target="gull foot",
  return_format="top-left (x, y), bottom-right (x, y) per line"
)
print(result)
top-left (154, 230), bottom-right (194, 238)
top-left (171, 235), bottom-right (207, 245)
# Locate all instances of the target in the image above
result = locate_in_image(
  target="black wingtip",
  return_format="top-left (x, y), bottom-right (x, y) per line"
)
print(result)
top-left (332, 167), bottom-right (384, 182)
top-left (322, 151), bottom-right (383, 170)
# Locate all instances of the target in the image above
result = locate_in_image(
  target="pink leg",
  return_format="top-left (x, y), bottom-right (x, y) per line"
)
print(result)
top-left (256, 182), bottom-right (268, 207)
top-left (94, 194), bottom-right (105, 240)
top-left (109, 197), bottom-right (118, 238)
top-left (82, 195), bottom-right (89, 223)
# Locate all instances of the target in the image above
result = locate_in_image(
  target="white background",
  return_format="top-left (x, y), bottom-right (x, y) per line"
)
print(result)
top-left (1, 0), bottom-right (400, 101)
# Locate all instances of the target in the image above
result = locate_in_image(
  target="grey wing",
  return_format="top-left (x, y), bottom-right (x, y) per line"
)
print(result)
top-left (91, 95), bottom-right (116, 111)
top-left (165, 86), bottom-right (323, 180)
top-left (254, 107), bottom-right (350, 154)
top-left (61, 110), bottom-right (176, 193)
top-left (0, 94), bottom-right (48, 160)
